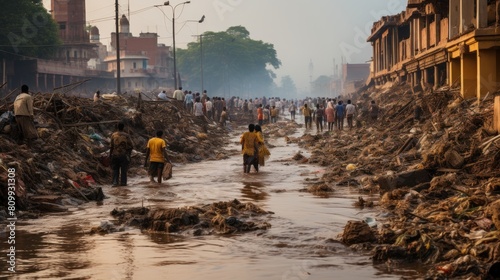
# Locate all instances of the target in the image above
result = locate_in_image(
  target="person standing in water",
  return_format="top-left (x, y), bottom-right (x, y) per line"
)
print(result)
top-left (254, 125), bottom-right (270, 168)
top-left (240, 124), bottom-right (262, 173)
top-left (144, 130), bottom-right (169, 184)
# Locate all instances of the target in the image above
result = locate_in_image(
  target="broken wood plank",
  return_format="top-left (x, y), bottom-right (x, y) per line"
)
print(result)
top-left (396, 137), bottom-right (416, 155)
top-left (0, 87), bottom-right (19, 103)
top-left (480, 134), bottom-right (500, 148)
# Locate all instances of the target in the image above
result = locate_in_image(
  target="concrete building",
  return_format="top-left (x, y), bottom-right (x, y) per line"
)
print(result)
top-left (342, 63), bottom-right (370, 94)
top-left (106, 15), bottom-right (172, 92)
top-left (368, 0), bottom-right (500, 131)
top-left (50, 0), bottom-right (96, 67)
top-left (7, 0), bottom-right (105, 92)
top-left (88, 26), bottom-right (108, 71)
top-left (4, 3), bottom-right (173, 94)
top-left (367, 0), bottom-right (449, 91)
top-left (368, 0), bottom-right (500, 101)
top-left (447, 0), bottom-right (500, 100)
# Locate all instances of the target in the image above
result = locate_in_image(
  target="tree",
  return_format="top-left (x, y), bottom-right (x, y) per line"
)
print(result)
top-left (0, 0), bottom-right (61, 59)
top-left (177, 26), bottom-right (281, 98)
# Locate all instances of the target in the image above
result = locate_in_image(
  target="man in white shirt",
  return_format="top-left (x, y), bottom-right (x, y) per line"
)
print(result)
top-left (172, 87), bottom-right (184, 101)
top-left (157, 90), bottom-right (167, 100)
top-left (205, 97), bottom-right (213, 119)
top-left (193, 97), bottom-right (204, 118)
top-left (345, 99), bottom-right (356, 129)
top-left (14, 84), bottom-right (38, 146)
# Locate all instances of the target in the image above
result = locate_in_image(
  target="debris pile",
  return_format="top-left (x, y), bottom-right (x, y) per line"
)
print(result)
top-left (102, 199), bottom-right (272, 235)
top-left (293, 83), bottom-right (500, 278)
top-left (0, 92), bottom-right (231, 215)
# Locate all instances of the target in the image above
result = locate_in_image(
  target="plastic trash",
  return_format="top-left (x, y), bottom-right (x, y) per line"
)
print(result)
top-left (90, 133), bottom-right (103, 141)
top-left (0, 111), bottom-right (14, 131)
top-left (346, 164), bottom-right (356, 171)
top-left (364, 217), bottom-right (377, 228)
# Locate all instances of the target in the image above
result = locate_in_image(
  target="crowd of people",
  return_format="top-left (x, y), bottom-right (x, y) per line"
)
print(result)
top-left (225, 95), bottom-right (380, 133)
top-left (108, 88), bottom-right (382, 184)
top-left (157, 87), bottom-right (229, 127)
top-left (155, 88), bottom-right (380, 133)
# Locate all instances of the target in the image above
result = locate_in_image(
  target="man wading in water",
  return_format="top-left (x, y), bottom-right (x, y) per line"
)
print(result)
top-left (110, 122), bottom-right (133, 186)
top-left (240, 124), bottom-right (262, 173)
top-left (144, 130), bottom-right (169, 184)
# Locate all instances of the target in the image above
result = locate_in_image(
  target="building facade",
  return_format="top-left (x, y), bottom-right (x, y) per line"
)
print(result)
top-left (106, 15), bottom-right (172, 92)
top-left (368, 0), bottom-right (500, 101)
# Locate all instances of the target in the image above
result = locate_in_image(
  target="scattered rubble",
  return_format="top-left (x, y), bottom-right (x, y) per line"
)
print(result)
top-left (99, 199), bottom-right (272, 235)
top-left (293, 83), bottom-right (500, 279)
top-left (0, 91), bottom-right (231, 216)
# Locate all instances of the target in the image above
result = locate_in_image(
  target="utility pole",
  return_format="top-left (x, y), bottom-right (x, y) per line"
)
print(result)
top-left (200, 34), bottom-right (203, 93)
top-left (115, 0), bottom-right (121, 94)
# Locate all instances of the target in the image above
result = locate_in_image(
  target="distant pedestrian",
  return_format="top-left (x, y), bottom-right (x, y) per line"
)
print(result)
top-left (110, 122), bottom-right (133, 186)
top-left (345, 100), bottom-right (356, 129)
top-left (240, 124), bottom-right (262, 173)
top-left (325, 101), bottom-right (335, 131)
top-left (257, 104), bottom-right (264, 126)
top-left (263, 105), bottom-right (270, 124)
top-left (335, 101), bottom-right (345, 130)
top-left (254, 124), bottom-right (270, 167)
top-left (157, 90), bottom-right (167, 101)
top-left (289, 102), bottom-right (297, 120)
top-left (272, 106), bottom-right (280, 123)
top-left (370, 100), bottom-right (379, 122)
top-left (14, 84), bottom-right (38, 146)
top-left (184, 91), bottom-right (194, 112)
top-left (94, 90), bottom-right (101, 102)
top-left (302, 104), bottom-right (312, 129)
top-left (205, 97), bottom-right (213, 119)
top-left (314, 104), bottom-right (324, 132)
top-left (220, 107), bottom-right (228, 127)
top-left (193, 97), bottom-right (204, 119)
top-left (414, 102), bottom-right (423, 122)
top-left (144, 130), bottom-right (169, 184)
top-left (173, 87), bottom-right (184, 101)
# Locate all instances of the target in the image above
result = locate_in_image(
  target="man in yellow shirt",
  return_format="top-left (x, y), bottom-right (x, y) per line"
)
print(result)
top-left (144, 130), bottom-right (169, 184)
top-left (301, 104), bottom-right (312, 129)
top-left (240, 124), bottom-right (263, 173)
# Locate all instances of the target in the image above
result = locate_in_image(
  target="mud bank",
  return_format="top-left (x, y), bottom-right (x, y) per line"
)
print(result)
top-left (0, 92), bottom-right (231, 216)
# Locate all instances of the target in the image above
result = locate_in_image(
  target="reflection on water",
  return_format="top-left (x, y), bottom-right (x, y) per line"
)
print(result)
top-left (241, 182), bottom-right (269, 201)
top-left (2, 122), bottom-right (421, 279)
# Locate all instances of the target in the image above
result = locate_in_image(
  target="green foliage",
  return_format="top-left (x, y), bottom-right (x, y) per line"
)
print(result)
top-left (177, 26), bottom-right (281, 98)
top-left (0, 0), bottom-right (61, 59)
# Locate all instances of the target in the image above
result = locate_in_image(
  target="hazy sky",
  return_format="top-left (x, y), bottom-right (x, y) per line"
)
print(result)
top-left (42, 0), bottom-right (407, 91)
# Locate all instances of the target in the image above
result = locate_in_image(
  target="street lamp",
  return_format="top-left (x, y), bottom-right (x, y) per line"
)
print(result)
top-left (155, 1), bottom-right (191, 90)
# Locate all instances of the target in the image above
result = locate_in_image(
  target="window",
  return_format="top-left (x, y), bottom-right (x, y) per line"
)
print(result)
top-left (59, 22), bottom-right (66, 30)
top-left (74, 51), bottom-right (77, 58)
top-left (133, 62), bottom-right (137, 69)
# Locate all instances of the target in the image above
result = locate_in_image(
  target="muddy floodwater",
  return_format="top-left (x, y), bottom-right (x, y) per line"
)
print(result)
top-left (3, 123), bottom-right (422, 280)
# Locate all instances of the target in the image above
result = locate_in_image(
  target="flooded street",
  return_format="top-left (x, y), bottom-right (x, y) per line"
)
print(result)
top-left (4, 122), bottom-right (421, 280)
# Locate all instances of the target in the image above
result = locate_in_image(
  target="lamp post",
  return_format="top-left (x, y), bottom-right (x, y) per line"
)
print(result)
top-left (156, 1), bottom-right (191, 90)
